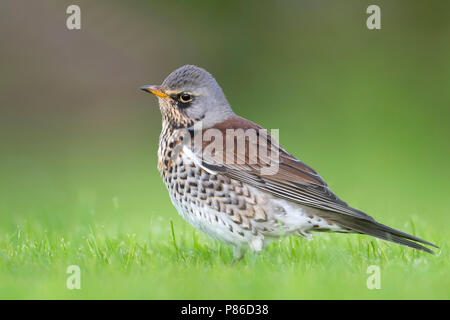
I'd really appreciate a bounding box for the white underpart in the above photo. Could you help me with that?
[268,197,346,237]
[169,189,264,250]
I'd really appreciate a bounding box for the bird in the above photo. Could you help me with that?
[140,65,437,260]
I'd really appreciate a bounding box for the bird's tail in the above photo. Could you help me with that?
[321,214,438,254]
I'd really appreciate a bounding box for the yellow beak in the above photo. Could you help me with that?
[140,85,169,99]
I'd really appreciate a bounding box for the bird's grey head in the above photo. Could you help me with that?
[141,65,234,128]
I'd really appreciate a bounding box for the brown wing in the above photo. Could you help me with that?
[195,115,375,221]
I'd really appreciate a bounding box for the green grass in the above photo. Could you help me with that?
[1,0,449,299]
[0,213,447,299]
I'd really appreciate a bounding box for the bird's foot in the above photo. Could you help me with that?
[231,247,246,265]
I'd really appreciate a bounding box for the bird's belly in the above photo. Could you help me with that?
[158,148,266,249]
[167,191,250,246]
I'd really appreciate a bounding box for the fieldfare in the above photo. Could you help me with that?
[141,65,437,260]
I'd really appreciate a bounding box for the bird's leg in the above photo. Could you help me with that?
[231,246,246,265]
[248,249,262,266]
[247,237,263,265]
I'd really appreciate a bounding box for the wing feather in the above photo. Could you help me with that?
[196,116,373,220]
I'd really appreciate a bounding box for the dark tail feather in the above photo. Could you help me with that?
[323,214,438,254]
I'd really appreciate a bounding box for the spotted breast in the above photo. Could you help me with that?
[158,125,266,251]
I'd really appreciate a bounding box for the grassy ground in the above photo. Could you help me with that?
[0,219,447,299]
[0,190,447,299]
[1,0,449,299]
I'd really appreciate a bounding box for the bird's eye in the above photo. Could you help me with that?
[179,93,192,103]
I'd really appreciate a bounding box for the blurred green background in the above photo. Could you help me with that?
[0,0,449,299]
